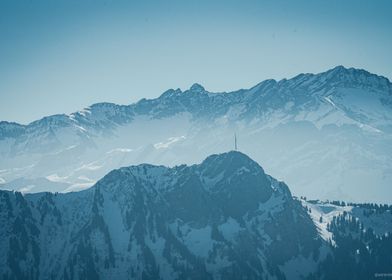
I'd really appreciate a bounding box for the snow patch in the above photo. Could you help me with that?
[218,218,241,241]
[181,224,213,258]
[302,200,353,243]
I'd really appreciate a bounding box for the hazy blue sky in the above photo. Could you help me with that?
[1,0,391,124]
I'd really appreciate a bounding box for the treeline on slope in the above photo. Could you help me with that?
[308,211,392,280]
[300,196,392,215]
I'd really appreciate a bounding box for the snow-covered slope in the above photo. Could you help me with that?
[1,66,391,202]
[0,151,322,280]
[303,199,392,241]
[301,198,392,280]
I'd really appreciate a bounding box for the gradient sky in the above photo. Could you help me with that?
[1,0,391,124]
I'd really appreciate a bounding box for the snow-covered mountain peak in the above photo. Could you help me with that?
[326,65,349,75]
[159,88,183,99]
[0,121,25,140]
[189,83,205,92]
[88,102,120,111]
[249,78,278,93]
[95,151,273,199]
[84,151,290,223]
[200,151,265,176]
[319,65,391,91]
[95,163,174,196]
[28,114,72,128]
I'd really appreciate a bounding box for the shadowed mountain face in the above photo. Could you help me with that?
[1,66,392,202]
[1,152,391,279]
[0,152,322,280]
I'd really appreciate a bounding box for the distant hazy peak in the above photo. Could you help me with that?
[1,65,391,131]
[320,65,391,86]
[189,83,205,92]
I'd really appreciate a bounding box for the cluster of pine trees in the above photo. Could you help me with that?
[309,211,392,280]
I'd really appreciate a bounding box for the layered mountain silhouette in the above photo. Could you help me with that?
[1,152,391,279]
[1,66,391,202]
[0,152,318,279]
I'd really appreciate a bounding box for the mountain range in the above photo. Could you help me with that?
[1,151,391,279]
[1,65,391,202]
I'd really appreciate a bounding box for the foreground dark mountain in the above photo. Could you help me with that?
[0,152,320,279]
[1,152,391,279]
[1,66,392,202]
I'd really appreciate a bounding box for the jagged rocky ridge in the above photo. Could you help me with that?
[1,65,391,144]
[0,152,322,279]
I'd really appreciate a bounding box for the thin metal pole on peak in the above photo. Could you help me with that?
[234,133,238,151]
